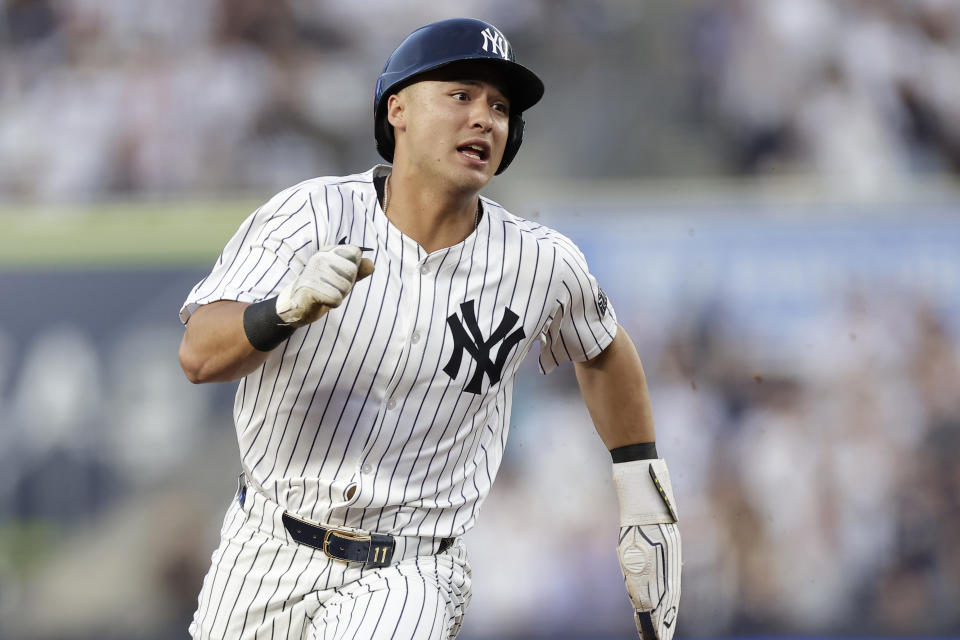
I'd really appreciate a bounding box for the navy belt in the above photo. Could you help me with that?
[281,511,453,568]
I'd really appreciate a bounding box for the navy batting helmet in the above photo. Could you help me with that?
[374,18,544,175]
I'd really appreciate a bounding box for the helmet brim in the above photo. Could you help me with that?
[376,56,544,120]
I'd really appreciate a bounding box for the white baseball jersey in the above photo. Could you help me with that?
[181,164,617,539]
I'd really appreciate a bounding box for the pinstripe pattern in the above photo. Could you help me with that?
[182,165,614,637]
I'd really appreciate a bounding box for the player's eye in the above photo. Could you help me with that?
[451,91,469,101]
[492,102,509,115]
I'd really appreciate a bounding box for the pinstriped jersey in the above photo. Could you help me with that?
[181,165,617,538]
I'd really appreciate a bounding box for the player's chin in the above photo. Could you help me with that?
[451,152,497,187]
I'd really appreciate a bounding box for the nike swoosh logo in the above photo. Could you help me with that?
[664,606,678,628]
[338,236,373,252]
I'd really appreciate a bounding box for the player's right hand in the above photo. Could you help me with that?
[275,245,375,327]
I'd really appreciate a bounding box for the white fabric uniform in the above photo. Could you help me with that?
[181,165,617,638]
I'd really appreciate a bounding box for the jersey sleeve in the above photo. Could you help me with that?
[537,235,618,375]
[179,185,327,324]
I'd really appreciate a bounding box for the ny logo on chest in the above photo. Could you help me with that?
[444,300,525,394]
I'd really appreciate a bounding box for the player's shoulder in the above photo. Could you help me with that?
[264,167,377,211]
[481,196,587,259]
[273,166,381,205]
[300,166,381,192]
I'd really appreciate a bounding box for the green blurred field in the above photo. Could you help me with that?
[0,200,259,267]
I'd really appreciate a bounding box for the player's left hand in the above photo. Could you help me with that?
[618,522,681,640]
[613,459,682,640]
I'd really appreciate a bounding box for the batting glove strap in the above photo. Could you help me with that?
[613,459,679,526]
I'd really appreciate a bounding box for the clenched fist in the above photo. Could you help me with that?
[276,245,375,327]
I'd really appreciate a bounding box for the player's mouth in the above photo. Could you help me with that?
[456,140,491,166]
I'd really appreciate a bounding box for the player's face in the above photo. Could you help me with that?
[391,63,511,191]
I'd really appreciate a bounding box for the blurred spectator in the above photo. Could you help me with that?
[4,0,59,46]
[7,0,960,200]
[689,0,960,190]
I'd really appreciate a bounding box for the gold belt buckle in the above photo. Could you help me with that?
[322,527,371,562]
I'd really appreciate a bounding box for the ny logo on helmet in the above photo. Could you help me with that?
[480,27,510,60]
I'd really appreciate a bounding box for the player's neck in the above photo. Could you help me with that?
[384,170,480,254]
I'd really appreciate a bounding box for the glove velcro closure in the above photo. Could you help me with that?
[613,459,679,526]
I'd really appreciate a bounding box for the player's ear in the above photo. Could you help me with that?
[386,92,407,132]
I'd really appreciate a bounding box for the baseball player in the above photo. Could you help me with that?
[178,17,680,640]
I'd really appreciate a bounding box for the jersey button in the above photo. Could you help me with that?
[411,332,421,344]
[361,463,373,475]
[419,264,430,275]
[386,398,397,410]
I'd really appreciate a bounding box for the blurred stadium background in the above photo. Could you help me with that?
[1,1,959,638]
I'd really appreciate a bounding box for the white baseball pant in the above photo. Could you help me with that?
[190,481,472,639]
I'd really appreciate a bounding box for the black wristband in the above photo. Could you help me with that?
[243,297,295,352]
[610,442,658,463]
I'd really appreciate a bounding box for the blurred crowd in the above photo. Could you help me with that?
[688,0,960,190]
[645,292,960,636]
[2,0,960,638]
[4,0,960,201]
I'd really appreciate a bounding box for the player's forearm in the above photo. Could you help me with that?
[179,300,273,383]
[574,325,656,449]
[581,327,680,639]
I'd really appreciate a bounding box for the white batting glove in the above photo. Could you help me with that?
[275,245,375,327]
[613,459,682,640]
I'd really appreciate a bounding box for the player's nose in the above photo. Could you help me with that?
[468,98,494,132]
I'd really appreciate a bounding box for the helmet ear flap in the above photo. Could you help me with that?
[495,114,524,175]
[375,107,396,163]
